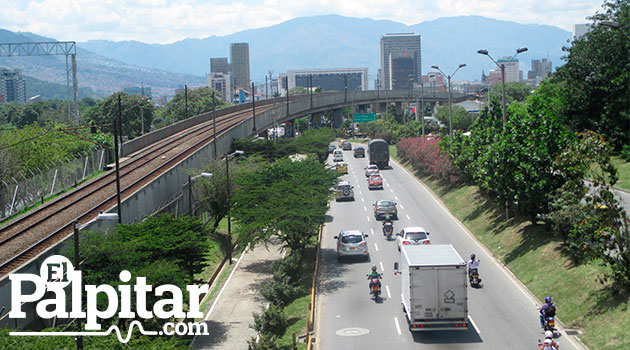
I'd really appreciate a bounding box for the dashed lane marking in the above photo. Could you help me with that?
[366,216,371,222]
[379,261,384,271]
[394,317,402,335]
[406,214,411,220]
[386,285,392,299]
[374,243,379,251]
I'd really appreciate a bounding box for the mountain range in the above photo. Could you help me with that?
[1,15,572,99]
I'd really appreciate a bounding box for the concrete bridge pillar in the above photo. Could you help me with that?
[312,112,322,127]
[333,109,343,128]
[395,102,403,115]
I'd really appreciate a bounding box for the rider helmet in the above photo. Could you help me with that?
[545,296,552,303]
[543,339,552,345]
[545,330,553,339]
[470,254,476,260]
[371,266,377,272]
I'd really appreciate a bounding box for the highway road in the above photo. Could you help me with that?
[314,142,585,350]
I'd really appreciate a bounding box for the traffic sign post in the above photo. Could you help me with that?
[352,113,377,122]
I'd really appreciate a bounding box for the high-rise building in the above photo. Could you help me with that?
[496,58,521,82]
[210,58,230,74]
[0,66,26,104]
[279,68,368,92]
[380,33,421,90]
[230,43,250,90]
[574,24,592,40]
[207,72,232,102]
[528,58,552,82]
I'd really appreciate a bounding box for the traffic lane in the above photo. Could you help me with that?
[319,181,406,349]
[321,155,487,350]
[379,159,558,347]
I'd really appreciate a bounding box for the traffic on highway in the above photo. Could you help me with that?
[316,140,574,350]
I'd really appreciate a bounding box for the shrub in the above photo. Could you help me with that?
[620,144,630,162]
[251,304,289,338]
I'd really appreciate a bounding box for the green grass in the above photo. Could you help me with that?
[612,156,630,191]
[277,245,317,350]
[1,170,105,225]
[392,147,630,350]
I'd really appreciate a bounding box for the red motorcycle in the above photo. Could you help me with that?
[367,275,382,301]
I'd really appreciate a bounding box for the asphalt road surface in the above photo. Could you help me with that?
[314,143,586,350]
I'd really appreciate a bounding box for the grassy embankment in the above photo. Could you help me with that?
[390,146,630,350]
[611,156,630,191]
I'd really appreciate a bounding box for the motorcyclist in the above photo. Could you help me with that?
[539,296,557,328]
[367,266,382,292]
[467,254,480,281]
[382,218,394,236]
[544,330,559,349]
[539,338,559,350]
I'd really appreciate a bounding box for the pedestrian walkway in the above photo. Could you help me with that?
[191,243,283,350]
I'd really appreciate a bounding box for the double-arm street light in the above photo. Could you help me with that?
[477,47,528,130]
[226,150,244,264]
[431,64,466,144]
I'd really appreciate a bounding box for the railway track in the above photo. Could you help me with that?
[0,106,270,277]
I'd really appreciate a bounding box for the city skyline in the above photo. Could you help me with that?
[0,0,603,44]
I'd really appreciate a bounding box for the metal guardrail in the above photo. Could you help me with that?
[306,224,323,349]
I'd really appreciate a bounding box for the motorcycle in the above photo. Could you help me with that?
[469,268,482,287]
[543,316,556,333]
[367,275,382,301]
[382,215,393,240]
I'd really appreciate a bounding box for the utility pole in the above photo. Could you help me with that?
[251,82,257,132]
[212,94,217,160]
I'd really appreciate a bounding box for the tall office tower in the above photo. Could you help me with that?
[380,33,421,90]
[207,72,232,102]
[528,58,552,82]
[230,43,250,90]
[0,66,26,103]
[280,68,369,92]
[497,58,521,82]
[210,57,231,74]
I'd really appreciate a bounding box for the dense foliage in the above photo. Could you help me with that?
[156,87,228,127]
[82,92,154,139]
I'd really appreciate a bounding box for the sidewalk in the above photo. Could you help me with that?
[191,243,283,350]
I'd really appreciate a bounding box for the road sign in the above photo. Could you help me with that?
[353,113,376,122]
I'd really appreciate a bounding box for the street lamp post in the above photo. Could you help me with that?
[226,150,244,264]
[188,173,214,216]
[477,47,528,131]
[431,64,466,145]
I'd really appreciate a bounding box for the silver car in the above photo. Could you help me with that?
[334,230,369,262]
[397,226,431,251]
[373,199,398,220]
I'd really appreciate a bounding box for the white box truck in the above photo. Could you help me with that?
[396,244,468,331]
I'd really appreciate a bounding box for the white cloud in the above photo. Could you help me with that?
[0,0,603,43]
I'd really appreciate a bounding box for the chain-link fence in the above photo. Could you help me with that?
[0,148,107,221]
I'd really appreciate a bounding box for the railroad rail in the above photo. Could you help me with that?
[0,106,270,277]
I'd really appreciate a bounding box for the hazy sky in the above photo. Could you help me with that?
[1,0,604,43]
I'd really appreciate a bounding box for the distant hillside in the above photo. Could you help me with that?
[24,75,105,100]
[0,29,206,98]
[79,15,572,83]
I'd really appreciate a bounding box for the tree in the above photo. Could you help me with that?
[158,87,228,127]
[489,81,532,104]
[83,92,155,139]
[553,0,630,150]
[232,157,338,254]
[435,105,476,132]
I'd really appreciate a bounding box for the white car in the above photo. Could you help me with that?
[365,164,379,177]
[332,149,344,162]
[397,226,431,251]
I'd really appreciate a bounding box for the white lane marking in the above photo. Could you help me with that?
[363,206,367,211]
[361,197,365,202]
[359,190,363,195]
[379,261,384,271]
[394,317,402,335]
[370,228,374,235]
[395,196,399,200]
[390,189,394,193]
[366,216,371,222]
[374,243,379,251]
[406,214,411,220]
[386,285,392,299]
[205,245,249,320]
[469,316,481,334]
[400,204,404,209]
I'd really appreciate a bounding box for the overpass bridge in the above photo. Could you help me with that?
[122,89,476,156]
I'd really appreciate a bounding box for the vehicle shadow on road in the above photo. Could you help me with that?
[317,248,353,294]
[411,325,482,344]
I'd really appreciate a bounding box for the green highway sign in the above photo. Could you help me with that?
[353,113,377,122]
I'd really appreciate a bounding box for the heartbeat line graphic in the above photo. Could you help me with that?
[10,321,158,343]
